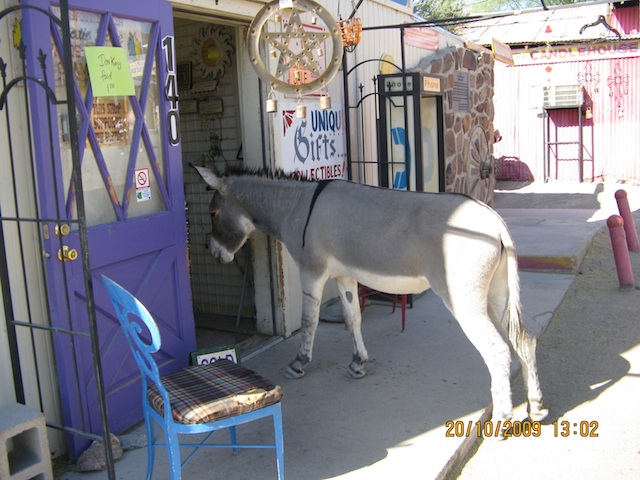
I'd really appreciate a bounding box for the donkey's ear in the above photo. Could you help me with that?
[191,164,226,192]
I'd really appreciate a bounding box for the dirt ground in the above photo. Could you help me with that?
[539,222,640,411]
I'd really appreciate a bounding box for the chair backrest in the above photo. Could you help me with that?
[101,275,164,390]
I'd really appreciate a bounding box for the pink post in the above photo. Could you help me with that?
[607,215,635,289]
[615,189,640,252]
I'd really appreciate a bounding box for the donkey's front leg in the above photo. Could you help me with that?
[337,277,368,379]
[285,273,325,379]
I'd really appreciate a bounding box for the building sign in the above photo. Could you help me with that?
[492,37,514,66]
[280,102,347,180]
[91,99,128,146]
[381,75,415,93]
[422,75,442,94]
[452,72,469,112]
[514,41,640,65]
[403,26,439,51]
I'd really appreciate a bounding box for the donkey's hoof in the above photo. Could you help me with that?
[346,365,366,379]
[529,407,549,422]
[485,431,508,442]
[484,421,510,441]
[285,366,305,379]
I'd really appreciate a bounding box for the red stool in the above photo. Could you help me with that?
[358,286,408,331]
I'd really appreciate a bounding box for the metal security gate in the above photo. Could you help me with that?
[342,28,445,193]
[2,0,194,476]
[0,1,115,476]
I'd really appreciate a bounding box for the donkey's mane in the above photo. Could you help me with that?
[220,165,316,182]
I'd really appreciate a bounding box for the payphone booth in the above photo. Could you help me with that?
[377,72,445,192]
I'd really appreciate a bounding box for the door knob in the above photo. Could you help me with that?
[57,246,78,262]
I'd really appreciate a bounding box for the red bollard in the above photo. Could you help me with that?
[607,215,635,289]
[615,189,640,252]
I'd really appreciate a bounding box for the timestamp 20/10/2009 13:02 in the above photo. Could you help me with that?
[445,420,600,438]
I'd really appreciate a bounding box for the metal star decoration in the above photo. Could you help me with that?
[247,0,343,96]
[262,8,330,79]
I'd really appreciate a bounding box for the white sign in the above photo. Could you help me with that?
[280,102,347,180]
[135,168,150,188]
[192,347,238,365]
[135,167,151,202]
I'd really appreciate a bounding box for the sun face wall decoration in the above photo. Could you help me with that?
[192,25,234,83]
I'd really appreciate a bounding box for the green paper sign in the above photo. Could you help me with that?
[85,46,135,97]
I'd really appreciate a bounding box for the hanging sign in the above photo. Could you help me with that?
[492,37,514,66]
[280,102,347,180]
[85,46,135,97]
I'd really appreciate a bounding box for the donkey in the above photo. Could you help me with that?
[193,165,548,427]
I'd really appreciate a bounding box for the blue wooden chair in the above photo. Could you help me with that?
[101,276,284,480]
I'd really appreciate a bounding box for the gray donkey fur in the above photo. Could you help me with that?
[193,165,548,428]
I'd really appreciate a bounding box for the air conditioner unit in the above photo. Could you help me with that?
[543,85,583,109]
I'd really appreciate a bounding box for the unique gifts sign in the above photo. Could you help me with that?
[279,102,347,180]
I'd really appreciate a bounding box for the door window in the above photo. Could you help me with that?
[52,7,165,227]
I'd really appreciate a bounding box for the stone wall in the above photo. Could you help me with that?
[415,47,496,205]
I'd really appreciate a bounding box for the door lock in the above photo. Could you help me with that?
[55,224,71,236]
[57,246,78,262]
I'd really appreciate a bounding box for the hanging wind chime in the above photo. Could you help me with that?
[247,0,350,117]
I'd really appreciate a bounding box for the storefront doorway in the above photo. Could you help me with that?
[172,17,262,352]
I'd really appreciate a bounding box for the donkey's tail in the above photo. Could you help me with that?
[500,223,527,352]
[499,214,548,421]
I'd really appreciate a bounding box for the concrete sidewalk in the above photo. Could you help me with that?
[56,181,640,479]
[58,272,575,480]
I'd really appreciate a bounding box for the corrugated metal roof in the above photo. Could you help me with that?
[458,2,625,46]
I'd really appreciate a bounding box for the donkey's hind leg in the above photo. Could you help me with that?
[285,272,325,379]
[512,329,548,421]
[336,277,369,378]
[446,295,514,426]
[487,271,548,422]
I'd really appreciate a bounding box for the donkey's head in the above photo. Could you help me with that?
[192,165,255,264]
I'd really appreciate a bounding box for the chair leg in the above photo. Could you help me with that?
[229,426,239,455]
[165,427,182,480]
[273,405,285,480]
[358,285,366,312]
[144,415,155,480]
[390,294,407,331]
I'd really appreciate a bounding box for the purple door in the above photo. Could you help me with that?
[22,0,194,455]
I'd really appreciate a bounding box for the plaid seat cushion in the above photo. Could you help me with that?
[147,359,283,425]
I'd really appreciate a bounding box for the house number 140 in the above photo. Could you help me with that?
[162,35,180,146]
